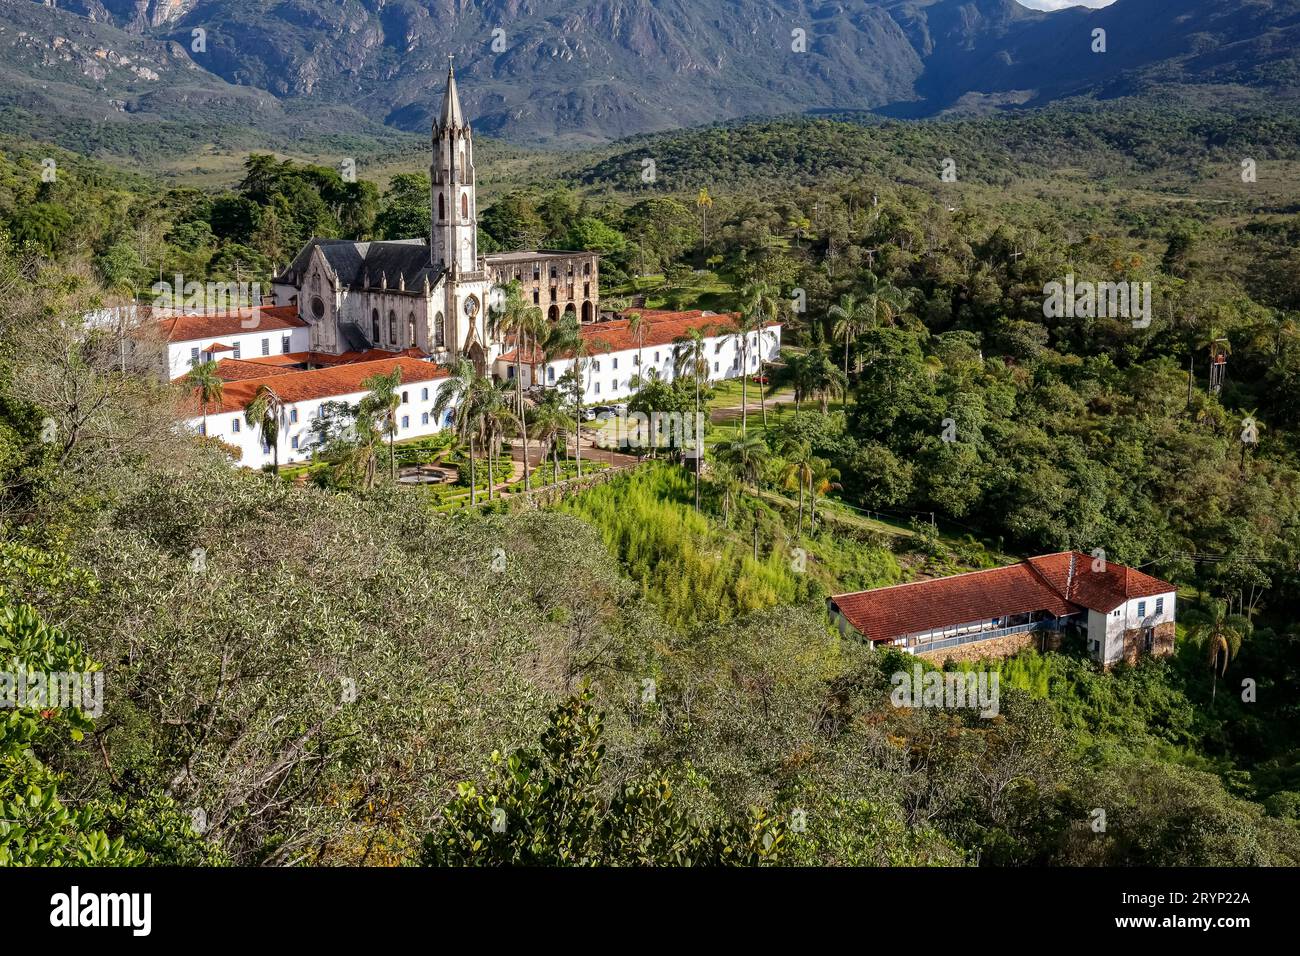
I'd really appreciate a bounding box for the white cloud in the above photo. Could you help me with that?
[1016,0,1117,10]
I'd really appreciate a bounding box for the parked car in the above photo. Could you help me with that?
[751,374,770,385]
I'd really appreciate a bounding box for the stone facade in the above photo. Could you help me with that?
[1116,621,1176,667]
[915,629,1062,665]
[486,251,600,324]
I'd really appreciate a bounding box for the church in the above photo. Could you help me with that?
[268,64,601,375]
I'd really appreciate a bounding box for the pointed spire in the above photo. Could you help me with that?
[439,57,464,129]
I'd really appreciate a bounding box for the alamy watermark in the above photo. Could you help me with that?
[891,665,999,718]
[1043,273,1152,328]
[1,669,103,718]
[151,273,264,320]
[598,410,705,455]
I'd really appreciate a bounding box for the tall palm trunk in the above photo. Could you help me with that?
[517,348,531,492]
[389,414,396,482]
[796,476,805,537]
[694,376,702,512]
[469,433,477,507]
[740,341,749,434]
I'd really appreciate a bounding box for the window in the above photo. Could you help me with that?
[401,391,409,404]
[389,311,397,345]
[550,288,557,302]
[584,282,589,297]
[281,336,290,354]
[261,441,270,455]
[190,347,199,365]
[612,357,618,369]
[372,309,380,342]
[198,423,206,437]
[1155,597,1164,614]
[1137,600,1146,617]
[261,338,270,356]
[533,289,539,304]
[1113,609,1121,617]
[408,313,416,346]
[438,192,445,220]
[550,266,557,279]
[421,387,429,401]
[434,312,445,348]
[654,352,660,363]
[547,366,555,383]
[232,343,241,360]
[611,380,617,392]
[291,436,299,450]
[401,415,410,429]
[461,193,468,218]
[633,355,640,366]
[289,409,298,424]
[713,361,719,373]
[232,419,241,434]
[584,262,591,276]
[594,382,600,395]
[421,412,429,425]
[506,366,515,379]
[593,360,600,373]
[1143,628,1154,651]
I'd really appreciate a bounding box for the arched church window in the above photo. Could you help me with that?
[388,310,397,345]
[408,312,416,347]
[311,272,321,293]
[371,309,380,342]
[461,193,468,218]
[438,192,445,220]
[434,312,445,348]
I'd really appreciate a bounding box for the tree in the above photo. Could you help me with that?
[421,691,784,866]
[545,314,592,478]
[780,439,814,536]
[431,360,486,505]
[490,280,546,491]
[187,360,224,437]
[807,455,841,532]
[829,292,868,401]
[714,432,771,558]
[674,326,712,509]
[360,367,402,483]
[1188,602,1247,704]
[740,279,781,427]
[244,384,285,476]
[529,389,575,486]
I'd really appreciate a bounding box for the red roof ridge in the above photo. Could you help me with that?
[829,563,1025,602]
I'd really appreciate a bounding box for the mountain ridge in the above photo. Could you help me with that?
[5,0,1300,146]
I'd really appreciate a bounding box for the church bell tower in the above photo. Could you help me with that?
[430,62,478,276]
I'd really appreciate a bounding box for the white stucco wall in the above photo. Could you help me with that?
[1089,592,1177,664]
[167,325,312,380]
[188,379,450,470]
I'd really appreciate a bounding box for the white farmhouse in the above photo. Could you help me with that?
[828,551,1176,667]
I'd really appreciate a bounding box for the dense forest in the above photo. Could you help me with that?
[2,99,1300,865]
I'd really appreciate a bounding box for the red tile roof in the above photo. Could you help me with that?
[203,342,236,353]
[204,357,447,415]
[830,551,1175,643]
[497,309,771,363]
[157,305,306,343]
[209,360,298,383]
[1026,552,1174,614]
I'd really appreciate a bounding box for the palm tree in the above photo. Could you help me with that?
[187,359,224,436]
[490,280,546,491]
[740,280,780,427]
[627,310,648,380]
[529,389,575,486]
[244,384,285,476]
[431,359,485,506]
[360,367,402,482]
[828,292,868,401]
[1188,602,1247,704]
[477,376,518,500]
[674,326,712,510]
[784,351,811,412]
[807,455,841,532]
[780,438,814,536]
[1238,407,1264,469]
[714,431,770,558]
[545,313,591,478]
[804,346,847,413]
